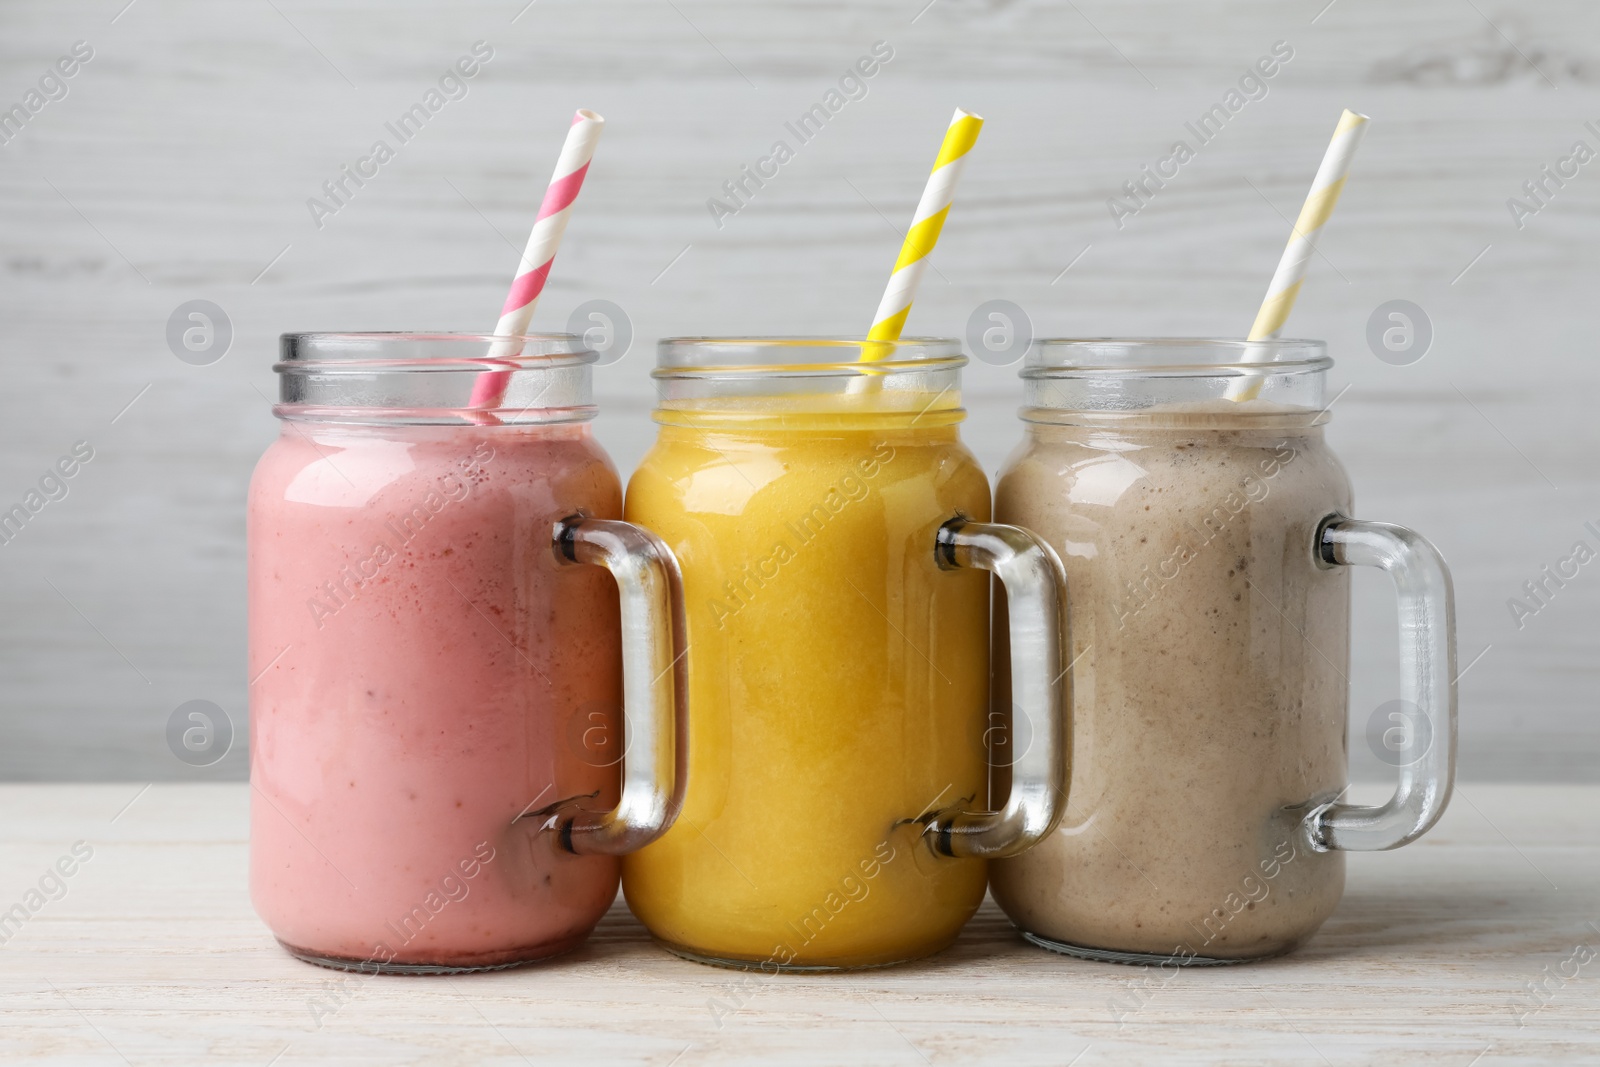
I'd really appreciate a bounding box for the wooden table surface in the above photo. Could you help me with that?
[0,783,1595,1065]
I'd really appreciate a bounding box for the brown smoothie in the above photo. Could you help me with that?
[989,401,1353,961]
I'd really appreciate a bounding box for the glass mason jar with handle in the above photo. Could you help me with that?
[989,338,1457,964]
[621,337,1070,971]
[248,333,686,973]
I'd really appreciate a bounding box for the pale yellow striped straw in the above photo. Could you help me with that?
[1227,108,1369,402]
[861,108,984,355]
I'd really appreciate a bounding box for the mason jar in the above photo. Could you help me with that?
[620,337,1069,970]
[249,332,685,973]
[989,338,1457,964]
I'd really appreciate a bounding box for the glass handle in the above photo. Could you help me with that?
[927,518,1070,859]
[550,516,689,855]
[1306,516,1457,852]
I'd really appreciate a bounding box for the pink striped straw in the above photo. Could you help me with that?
[467,109,605,414]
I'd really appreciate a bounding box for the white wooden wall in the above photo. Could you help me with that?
[1,0,1595,779]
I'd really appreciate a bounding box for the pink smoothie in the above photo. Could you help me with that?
[248,421,623,970]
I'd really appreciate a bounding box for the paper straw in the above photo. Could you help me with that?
[467,109,605,415]
[1227,108,1368,402]
[861,107,984,353]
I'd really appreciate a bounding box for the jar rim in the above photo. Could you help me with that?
[278,332,598,371]
[1023,337,1330,377]
[655,335,965,378]
[273,332,596,426]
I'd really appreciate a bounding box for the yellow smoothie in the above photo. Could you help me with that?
[622,393,991,969]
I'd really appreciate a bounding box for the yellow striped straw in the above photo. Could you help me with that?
[861,108,984,355]
[1228,108,1368,401]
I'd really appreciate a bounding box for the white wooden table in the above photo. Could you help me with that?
[1,783,1595,1065]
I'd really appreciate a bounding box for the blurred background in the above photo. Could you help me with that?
[0,0,1594,781]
